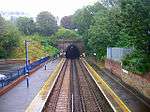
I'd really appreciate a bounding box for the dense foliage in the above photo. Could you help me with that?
[51,27,80,40]
[16,17,36,35]
[16,11,58,36]
[36,11,58,36]
[122,50,150,74]
[0,12,59,60]
[71,0,150,74]
[11,34,59,61]
[0,16,20,58]
[0,1,149,74]
[72,2,107,53]
[101,0,118,7]
[60,16,75,29]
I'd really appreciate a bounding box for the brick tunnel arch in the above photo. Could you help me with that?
[66,44,80,59]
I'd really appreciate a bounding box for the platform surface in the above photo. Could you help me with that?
[0,59,60,112]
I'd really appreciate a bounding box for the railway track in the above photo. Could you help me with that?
[76,60,114,112]
[89,63,150,112]
[42,60,71,112]
[26,58,150,112]
[70,60,83,112]
[43,59,114,112]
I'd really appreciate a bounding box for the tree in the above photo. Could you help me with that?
[0,15,6,36]
[72,2,107,54]
[16,17,35,35]
[60,16,75,29]
[87,9,111,58]
[117,0,150,74]
[72,2,106,35]
[51,27,80,40]
[36,11,58,36]
[0,20,20,58]
[118,0,150,51]
[87,0,150,73]
[101,0,118,7]
[72,8,93,36]
[0,15,7,58]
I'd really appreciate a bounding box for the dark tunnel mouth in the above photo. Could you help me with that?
[65,44,80,59]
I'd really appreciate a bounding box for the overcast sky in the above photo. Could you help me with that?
[0,0,98,19]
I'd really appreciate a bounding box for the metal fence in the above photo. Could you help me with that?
[107,47,132,62]
[0,56,49,88]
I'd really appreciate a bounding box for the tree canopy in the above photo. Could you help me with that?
[0,15,6,36]
[0,0,149,74]
[71,2,107,54]
[16,17,36,35]
[60,16,75,29]
[71,0,150,74]
[0,12,59,60]
[36,11,58,36]
[50,27,80,40]
[0,19,20,58]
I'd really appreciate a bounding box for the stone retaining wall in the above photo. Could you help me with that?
[105,59,122,78]
[105,59,150,99]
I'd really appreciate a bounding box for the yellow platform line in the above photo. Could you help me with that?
[82,59,131,112]
[25,58,65,112]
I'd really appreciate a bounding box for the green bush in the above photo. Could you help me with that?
[0,21,20,58]
[122,50,150,74]
[11,35,59,61]
[51,27,81,40]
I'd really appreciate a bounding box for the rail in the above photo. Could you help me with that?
[0,56,49,88]
[82,58,131,112]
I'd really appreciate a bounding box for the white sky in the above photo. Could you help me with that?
[0,0,98,19]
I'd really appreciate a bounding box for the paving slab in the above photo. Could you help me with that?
[0,59,60,112]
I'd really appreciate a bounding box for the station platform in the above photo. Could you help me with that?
[0,59,60,112]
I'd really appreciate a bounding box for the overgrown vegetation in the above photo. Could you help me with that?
[122,50,150,74]
[36,11,58,36]
[0,11,59,60]
[11,34,59,61]
[0,0,149,74]
[0,10,80,61]
[0,16,20,58]
[50,27,81,40]
[69,0,150,74]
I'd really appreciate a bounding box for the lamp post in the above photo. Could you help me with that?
[25,40,29,71]
[25,40,30,87]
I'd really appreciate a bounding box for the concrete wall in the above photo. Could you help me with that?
[105,59,150,99]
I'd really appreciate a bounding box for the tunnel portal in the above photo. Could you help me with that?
[66,44,80,59]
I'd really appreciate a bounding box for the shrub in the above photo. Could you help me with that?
[122,50,150,74]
